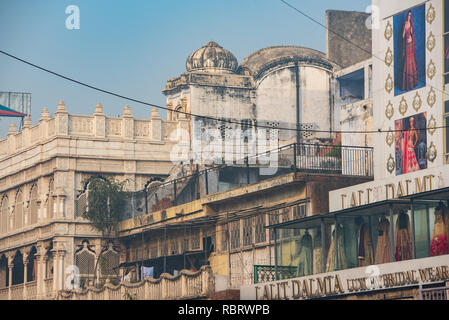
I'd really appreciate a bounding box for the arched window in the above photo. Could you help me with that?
[29,185,38,225]
[75,240,96,287]
[48,179,54,219]
[14,191,23,230]
[0,196,8,234]
[175,105,182,120]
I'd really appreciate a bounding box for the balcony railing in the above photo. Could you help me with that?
[74,143,373,220]
[419,284,449,300]
[57,265,213,300]
[254,265,298,284]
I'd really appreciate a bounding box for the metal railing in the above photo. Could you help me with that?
[254,265,298,284]
[74,143,373,221]
[419,284,449,300]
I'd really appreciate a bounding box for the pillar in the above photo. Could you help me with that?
[150,108,162,141]
[7,254,14,300]
[93,103,106,138]
[22,253,28,299]
[55,100,69,136]
[122,105,134,139]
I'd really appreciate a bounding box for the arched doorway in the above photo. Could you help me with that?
[0,255,7,287]
[26,247,37,282]
[12,251,24,285]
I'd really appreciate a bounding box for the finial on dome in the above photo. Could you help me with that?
[186,41,238,73]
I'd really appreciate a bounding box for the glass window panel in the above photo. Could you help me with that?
[341,219,358,269]
[393,210,413,262]
[373,214,393,265]
[445,34,449,73]
[445,116,449,153]
[414,205,429,259]
[445,0,449,33]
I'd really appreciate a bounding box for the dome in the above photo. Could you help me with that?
[239,46,336,79]
[186,41,238,73]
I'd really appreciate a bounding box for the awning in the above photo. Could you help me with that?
[265,199,429,230]
[0,104,27,117]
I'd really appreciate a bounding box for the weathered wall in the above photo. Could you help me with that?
[326,10,372,68]
[255,66,297,142]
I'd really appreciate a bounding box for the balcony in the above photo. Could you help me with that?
[79,142,372,221]
[58,266,213,300]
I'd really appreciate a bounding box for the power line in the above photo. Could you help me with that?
[1,14,448,136]
[279,0,448,99]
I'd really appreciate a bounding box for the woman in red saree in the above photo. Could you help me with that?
[402,117,420,174]
[402,11,419,91]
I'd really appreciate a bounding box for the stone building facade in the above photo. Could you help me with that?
[0,101,187,299]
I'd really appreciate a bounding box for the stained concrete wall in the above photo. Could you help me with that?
[326,10,372,68]
[255,65,333,142]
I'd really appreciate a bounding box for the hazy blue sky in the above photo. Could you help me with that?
[0,0,371,137]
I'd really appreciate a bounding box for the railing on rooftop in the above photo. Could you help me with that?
[75,143,373,220]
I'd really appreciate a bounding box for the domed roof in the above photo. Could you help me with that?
[239,46,336,79]
[186,41,238,73]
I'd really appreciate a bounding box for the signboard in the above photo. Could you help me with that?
[329,167,449,211]
[241,255,449,300]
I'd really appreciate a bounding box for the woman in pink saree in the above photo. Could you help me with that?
[402,11,419,91]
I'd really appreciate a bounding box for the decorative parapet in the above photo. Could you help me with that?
[0,104,183,159]
[57,265,214,300]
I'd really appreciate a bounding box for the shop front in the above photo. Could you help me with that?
[243,187,449,300]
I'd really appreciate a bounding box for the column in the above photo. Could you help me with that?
[93,103,106,138]
[55,251,66,291]
[7,254,14,300]
[55,100,69,136]
[22,253,29,299]
[122,105,134,139]
[41,255,48,298]
[150,108,162,141]
[52,250,59,293]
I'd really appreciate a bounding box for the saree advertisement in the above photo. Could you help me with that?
[394,5,426,96]
[395,112,427,176]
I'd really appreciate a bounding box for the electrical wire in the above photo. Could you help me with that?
[1,48,448,135]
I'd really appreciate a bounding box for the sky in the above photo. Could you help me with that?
[0,0,371,138]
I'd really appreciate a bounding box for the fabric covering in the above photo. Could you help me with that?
[141,266,154,279]
[0,104,27,117]
[375,216,392,264]
[358,223,374,267]
[394,211,413,261]
[326,225,347,272]
[296,232,313,277]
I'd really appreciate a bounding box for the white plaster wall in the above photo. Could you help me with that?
[256,66,297,142]
[300,66,332,140]
[255,65,332,142]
